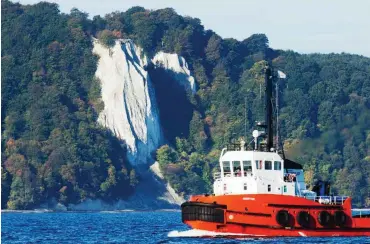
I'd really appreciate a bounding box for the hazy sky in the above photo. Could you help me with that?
[17,0,370,57]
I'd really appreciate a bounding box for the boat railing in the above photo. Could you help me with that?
[220,148,227,157]
[352,209,370,218]
[305,195,349,205]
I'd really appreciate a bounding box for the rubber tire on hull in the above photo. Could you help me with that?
[318,211,333,227]
[276,210,290,227]
[181,202,225,223]
[334,211,347,227]
[297,211,310,228]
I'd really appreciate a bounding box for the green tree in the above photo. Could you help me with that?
[97,30,116,47]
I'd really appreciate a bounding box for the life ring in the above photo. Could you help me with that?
[334,211,347,227]
[318,211,333,227]
[276,210,290,227]
[297,211,310,228]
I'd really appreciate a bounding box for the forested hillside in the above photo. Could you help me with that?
[1,1,138,209]
[2,0,370,209]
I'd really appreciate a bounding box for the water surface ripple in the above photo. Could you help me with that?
[1,211,369,243]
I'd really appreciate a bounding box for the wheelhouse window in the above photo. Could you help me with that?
[268,185,271,192]
[274,161,281,170]
[255,160,262,170]
[243,161,252,176]
[223,161,231,177]
[233,161,241,177]
[265,161,272,170]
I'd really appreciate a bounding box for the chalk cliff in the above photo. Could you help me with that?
[152,52,196,94]
[93,39,161,166]
[93,39,196,166]
[90,39,195,209]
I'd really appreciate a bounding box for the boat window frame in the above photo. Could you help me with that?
[232,161,241,177]
[265,160,272,170]
[222,161,231,177]
[255,160,262,170]
[274,161,282,170]
[242,160,252,176]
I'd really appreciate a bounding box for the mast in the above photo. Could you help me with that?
[265,65,273,151]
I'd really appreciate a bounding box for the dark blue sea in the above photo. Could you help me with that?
[1,211,369,243]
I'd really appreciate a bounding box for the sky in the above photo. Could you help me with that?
[17,0,370,57]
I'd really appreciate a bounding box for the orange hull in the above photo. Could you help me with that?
[181,194,370,237]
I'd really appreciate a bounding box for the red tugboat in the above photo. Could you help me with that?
[181,65,370,237]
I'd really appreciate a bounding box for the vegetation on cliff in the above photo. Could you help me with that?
[1,1,137,209]
[2,0,370,208]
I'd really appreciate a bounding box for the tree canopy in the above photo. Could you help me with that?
[2,0,370,208]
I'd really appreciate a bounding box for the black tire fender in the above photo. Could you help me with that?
[334,210,347,227]
[297,211,310,228]
[318,210,333,227]
[276,210,290,227]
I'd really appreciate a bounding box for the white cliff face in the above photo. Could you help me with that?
[93,39,197,167]
[93,39,161,165]
[152,52,196,94]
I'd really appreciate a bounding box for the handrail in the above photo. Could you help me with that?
[221,148,227,157]
[352,209,370,218]
[305,195,349,205]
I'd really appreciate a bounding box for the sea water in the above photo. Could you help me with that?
[1,211,369,243]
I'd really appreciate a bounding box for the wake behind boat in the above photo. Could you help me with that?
[181,65,370,237]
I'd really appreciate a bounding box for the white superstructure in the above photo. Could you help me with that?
[213,139,314,198]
